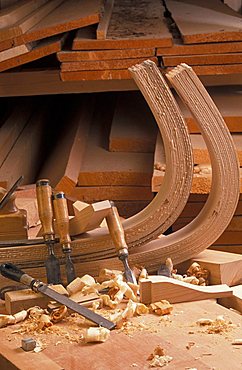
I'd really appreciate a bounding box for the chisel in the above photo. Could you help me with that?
[36,179,61,285]
[106,202,137,284]
[52,192,75,284]
[0,263,115,330]
[0,175,24,210]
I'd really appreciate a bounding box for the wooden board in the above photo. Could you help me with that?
[96,0,114,40]
[61,56,158,72]
[166,0,242,44]
[0,34,65,72]
[166,64,242,75]
[140,275,232,304]
[0,0,63,42]
[109,91,157,153]
[38,95,94,195]
[218,284,242,313]
[60,69,132,81]
[13,0,101,46]
[209,245,242,255]
[57,47,155,62]
[0,43,30,62]
[163,52,242,66]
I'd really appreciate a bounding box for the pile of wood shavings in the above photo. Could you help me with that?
[196,315,237,335]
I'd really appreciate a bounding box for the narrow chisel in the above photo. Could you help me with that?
[36,179,61,284]
[52,192,75,284]
[106,202,137,284]
[0,263,115,330]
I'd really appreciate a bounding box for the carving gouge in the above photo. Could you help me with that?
[0,263,115,330]
[52,192,75,284]
[36,179,61,285]
[106,202,137,285]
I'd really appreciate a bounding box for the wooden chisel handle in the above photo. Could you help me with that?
[106,202,128,255]
[36,179,54,242]
[52,192,71,251]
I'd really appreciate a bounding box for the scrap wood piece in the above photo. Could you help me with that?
[60,56,158,72]
[57,47,155,62]
[15,197,39,228]
[109,91,157,153]
[218,285,242,313]
[166,0,242,44]
[38,95,95,196]
[96,0,114,40]
[0,42,31,62]
[0,0,48,29]
[0,34,65,72]
[69,200,111,236]
[163,52,242,67]
[139,275,233,304]
[13,0,102,46]
[0,0,64,43]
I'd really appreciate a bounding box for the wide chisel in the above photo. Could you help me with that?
[52,192,75,284]
[106,202,137,285]
[36,179,61,284]
[0,263,115,330]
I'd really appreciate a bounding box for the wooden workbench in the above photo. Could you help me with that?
[0,299,241,369]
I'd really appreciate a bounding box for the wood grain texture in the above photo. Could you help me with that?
[13,0,101,46]
[96,0,114,40]
[140,275,232,304]
[218,285,242,313]
[60,69,132,81]
[163,52,242,66]
[166,63,242,75]
[166,0,242,44]
[57,47,155,62]
[109,91,157,152]
[0,43,30,62]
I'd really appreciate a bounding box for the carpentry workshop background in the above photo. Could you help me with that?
[0,0,242,369]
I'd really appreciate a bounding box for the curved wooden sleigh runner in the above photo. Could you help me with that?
[0,62,240,281]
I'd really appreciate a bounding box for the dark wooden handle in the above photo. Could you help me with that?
[36,179,54,239]
[52,192,71,248]
[106,205,127,252]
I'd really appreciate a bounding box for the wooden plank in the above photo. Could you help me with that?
[0,36,12,51]
[96,0,114,40]
[0,34,65,72]
[218,284,242,313]
[163,52,242,66]
[0,0,64,42]
[166,0,242,44]
[61,56,158,72]
[157,39,242,56]
[0,100,34,169]
[209,245,242,254]
[57,47,155,62]
[13,0,101,46]
[166,64,242,75]
[0,0,48,28]
[109,91,157,153]
[38,95,94,196]
[0,43,31,62]
[140,275,232,305]
[60,69,132,81]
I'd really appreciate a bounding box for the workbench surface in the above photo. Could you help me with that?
[0,299,241,370]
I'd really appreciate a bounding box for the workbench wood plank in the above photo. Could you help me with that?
[12,0,101,46]
[0,0,64,42]
[166,0,242,44]
[96,0,114,40]
[58,47,155,62]
[38,95,94,196]
[61,56,158,72]
[109,91,157,153]
[0,34,65,72]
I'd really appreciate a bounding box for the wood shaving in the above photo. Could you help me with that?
[80,327,110,343]
[196,315,235,334]
[0,310,27,328]
[50,305,68,323]
[232,339,242,345]
[149,301,173,316]
[147,346,172,368]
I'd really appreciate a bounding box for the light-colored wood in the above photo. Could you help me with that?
[218,284,242,313]
[57,48,155,62]
[140,275,232,304]
[39,95,94,195]
[14,0,101,46]
[5,288,51,315]
[109,91,157,153]
[69,200,111,236]
[175,63,242,75]
[0,43,30,62]
[15,197,39,228]
[96,0,114,40]
[61,56,158,72]
[0,34,64,72]
[0,0,64,42]
[166,0,242,44]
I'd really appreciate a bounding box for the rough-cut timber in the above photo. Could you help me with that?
[96,0,114,40]
[166,0,242,44]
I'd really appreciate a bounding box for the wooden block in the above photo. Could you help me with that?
[15,197,39,228]
[96,0,114,40]
[69,200,111,236]
[69,292,99,303]
[166,0,242,44]
[5,289,50,314]
[57,47,155,62]
[13,0,101,46]
[38,95,94,196]
[0,210,27,240]
[61,56,158,72]
[0,34,65,72]
[218,285,242,313]
[0,43,31,62]
[109,91,157,153]
[139,275,233,304]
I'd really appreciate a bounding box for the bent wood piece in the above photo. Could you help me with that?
[218,285,242,313]
[96,0,114,40]
[139,275,233,304]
